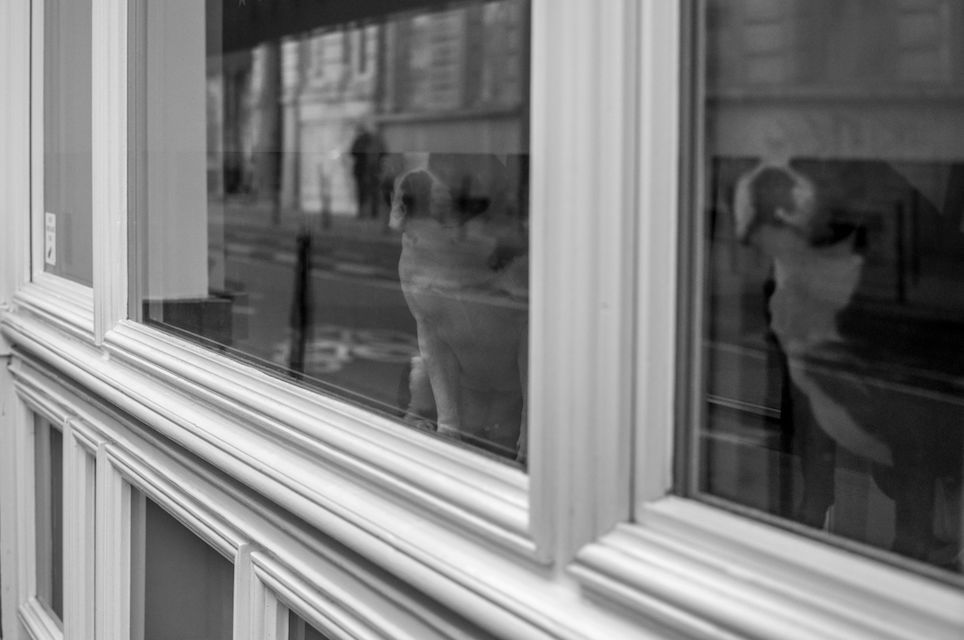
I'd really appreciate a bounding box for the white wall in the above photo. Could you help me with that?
[143,0,209,300]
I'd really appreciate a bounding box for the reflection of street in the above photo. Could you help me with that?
[222,220,418,414]
[271,325,418,374]
[704,270,964,562]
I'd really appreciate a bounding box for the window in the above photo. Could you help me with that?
[686,0,964,580]
[132,0,531,464]
[39,0,93,285]
[34,418,63,622]
[130,494,234,640]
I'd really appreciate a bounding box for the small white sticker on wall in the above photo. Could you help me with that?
[44,212,56,266]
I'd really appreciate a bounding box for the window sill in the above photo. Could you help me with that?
[570,497,964,640]
[102,320,534,551]
[9,341,652,640]
[14,277,94,344]
[2,308,537,556]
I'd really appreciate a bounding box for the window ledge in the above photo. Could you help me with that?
[570,497,964,640]
[14,277,94,344]
[101,320,534,551]
[9,338,656,640]
[2,308,536,553]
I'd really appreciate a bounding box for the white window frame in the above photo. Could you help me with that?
[62,417,99,640]
[94,0,640,578]
[97,445,246,640]
[0,0,34,349]
[27,419,65,638]
[72,1,645,635]
[7,361,104,640]
[6,0,124,343]
[569,3,964,639]
[7,360,73,640]
[20,0,96,340]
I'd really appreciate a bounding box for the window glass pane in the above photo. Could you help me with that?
[133,495,234,640]
[34,419,63,621]
[287,609,331,640]
[692,0,964,579]
[42,0,93,285]
[133,0,530,464]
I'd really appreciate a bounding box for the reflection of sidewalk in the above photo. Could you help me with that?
[215,199,402,282]
[217,198,394,236]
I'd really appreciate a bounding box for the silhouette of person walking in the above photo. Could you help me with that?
[349,122,386,220]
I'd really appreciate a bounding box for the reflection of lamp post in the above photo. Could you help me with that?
[288,224,312,378]
[318,165,332,230]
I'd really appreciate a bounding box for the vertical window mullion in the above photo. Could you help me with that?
[63,423,98,640]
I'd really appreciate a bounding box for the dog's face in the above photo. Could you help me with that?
[736,166,819,249]
[389,169,454,232]
[390,155,514,234]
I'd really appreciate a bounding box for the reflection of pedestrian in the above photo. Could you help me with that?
[735,160,837,528]
[350,123,386,220]
[737,158,964,563]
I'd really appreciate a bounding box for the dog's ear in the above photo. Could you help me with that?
[390,170,435,230]
[402,170,435,217]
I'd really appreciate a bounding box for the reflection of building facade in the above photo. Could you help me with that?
[707,0,964,312]
[211,2,528,219]
[709,0,961,86]
[708,0,964,160]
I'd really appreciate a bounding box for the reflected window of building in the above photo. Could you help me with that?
[34,418,64,622]
[132,0,531,465]
[42,0,93,285]
[131,494,234,640]
[688,0,964,580]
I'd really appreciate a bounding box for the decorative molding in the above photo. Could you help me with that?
[572,499,964,640]
[9,360,74,430]
[102,444,246,558]
[4,322,654,640]
[18,598,63,640]
[14,280,95,345]
[103,320,533,553]
[251,551,445,640]
[65,416,103,456]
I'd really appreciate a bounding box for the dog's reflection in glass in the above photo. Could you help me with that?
[390,154,529,463]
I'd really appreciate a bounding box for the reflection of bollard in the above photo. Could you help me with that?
[318,166,332,230]
[288,226,312,378]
